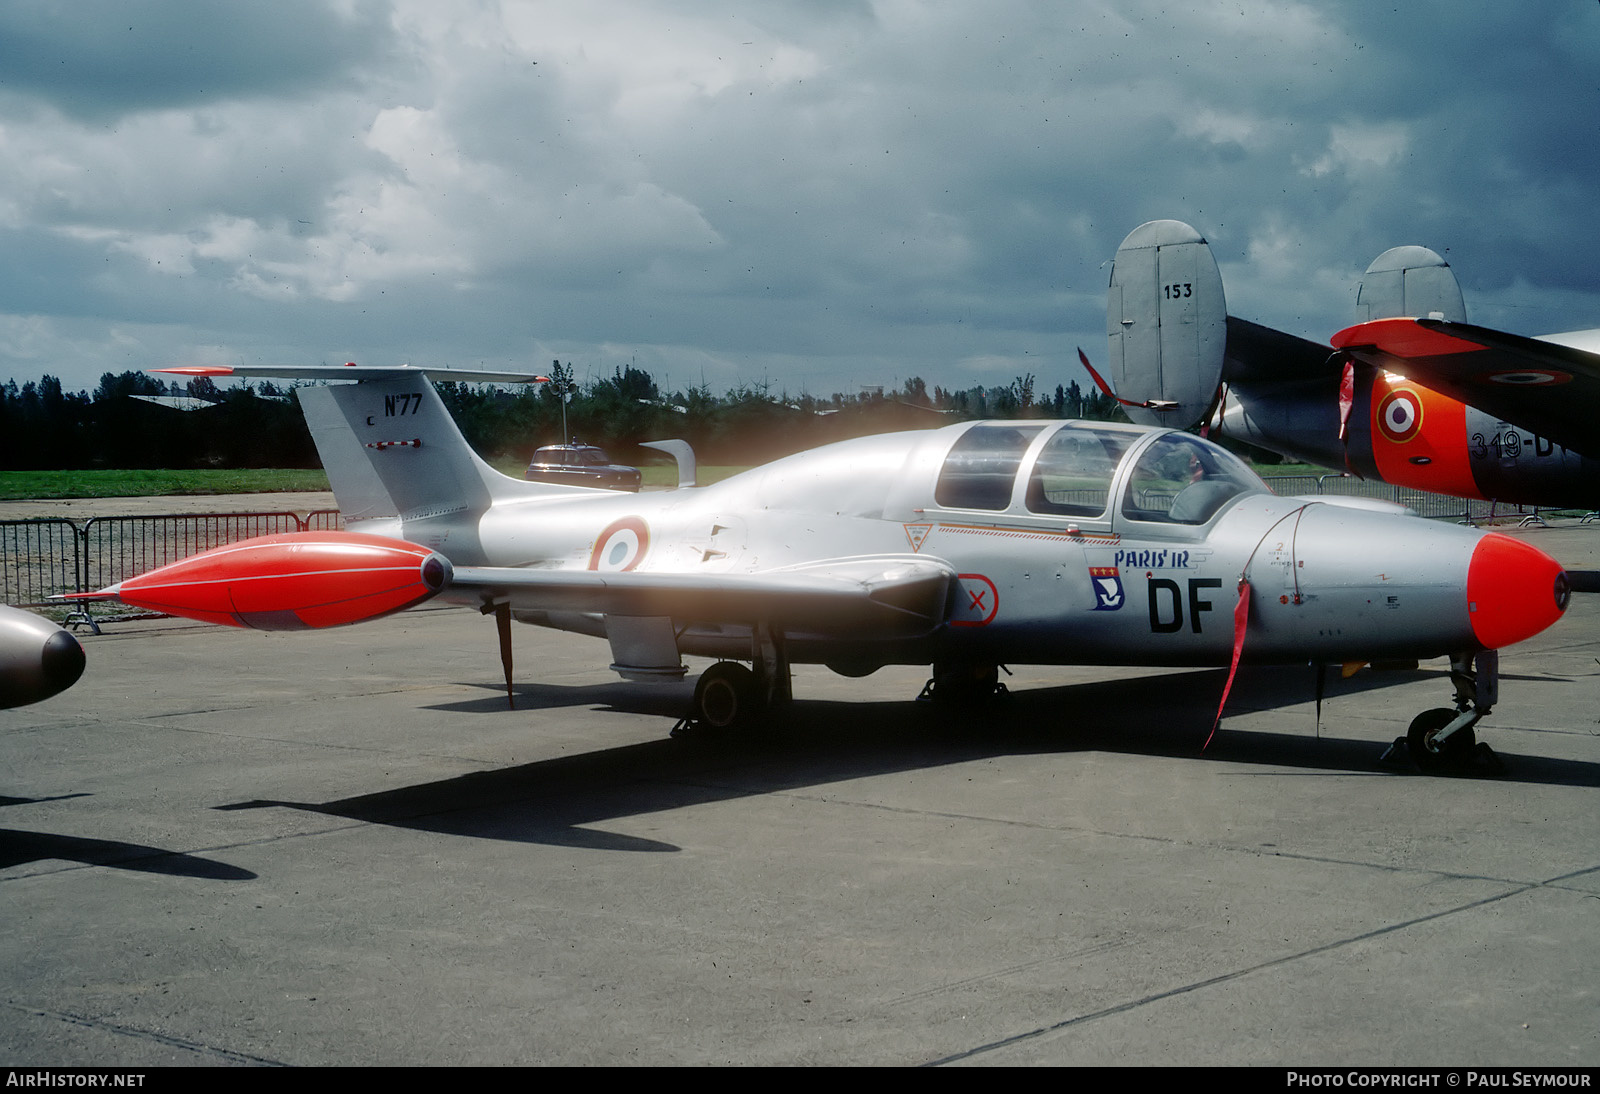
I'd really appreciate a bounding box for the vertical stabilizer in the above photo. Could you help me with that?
[1106,220,1227,428]
[293,375,589,563]
[299,378,510,523]
[1355,246,1466,323]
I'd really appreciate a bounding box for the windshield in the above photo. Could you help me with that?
[1120,434,1265,525]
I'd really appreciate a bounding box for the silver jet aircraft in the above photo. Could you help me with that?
[85,364,1571,771]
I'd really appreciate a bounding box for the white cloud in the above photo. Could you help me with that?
[1302,121,1410,179]
[0,0,1595,395]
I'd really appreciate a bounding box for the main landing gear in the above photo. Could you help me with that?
[917,660,1008,708]
[1395,650,1504,775]
[674,627,792,736]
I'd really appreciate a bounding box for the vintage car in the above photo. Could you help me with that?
[523,443,642,491]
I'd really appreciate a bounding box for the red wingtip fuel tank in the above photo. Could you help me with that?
[108,532,452,630]
[1467,533,1571,650]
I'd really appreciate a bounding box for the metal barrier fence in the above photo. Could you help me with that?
[1258,473,1548,524]
[1,509,343,609]
[1,518,83,607]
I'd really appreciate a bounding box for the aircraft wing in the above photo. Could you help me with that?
[1330,318,1600,456]
[1224,316,1334,382]
[447,556,957,637]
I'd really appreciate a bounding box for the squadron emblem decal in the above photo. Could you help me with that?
[1089,566,1124,611]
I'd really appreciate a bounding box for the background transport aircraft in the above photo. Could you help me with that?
[75,361,1572,772]
[0,605,85,709]
[1102,220,1600,509]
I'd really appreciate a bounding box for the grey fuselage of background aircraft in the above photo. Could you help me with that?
[81,358,1572,771]
[1102,220,1600,509]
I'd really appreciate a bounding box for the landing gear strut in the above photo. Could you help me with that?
[1401,650,1502,774]
[675,625,791,736]
[918,661,1008,708]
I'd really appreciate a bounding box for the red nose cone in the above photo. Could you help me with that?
[1467,533,1569,649]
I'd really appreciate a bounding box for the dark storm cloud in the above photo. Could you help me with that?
[0,0,394,120]
[1,1,1596,396]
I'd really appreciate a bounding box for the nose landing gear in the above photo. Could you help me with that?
[1399,650,1505,775]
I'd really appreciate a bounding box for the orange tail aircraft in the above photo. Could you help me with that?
[1099,220,1600,509]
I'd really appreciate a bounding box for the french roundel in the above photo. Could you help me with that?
[588,517,650,572]
[1480,368,1572,386]
[1376,388,1423,444]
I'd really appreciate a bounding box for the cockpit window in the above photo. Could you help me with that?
[1025,426,1136,517]
[935,424,1045,511]
[1120,434,1264,525]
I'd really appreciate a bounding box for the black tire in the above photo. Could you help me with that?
[927,662,1001,708]
[693,662,758,730]
[1407,708,1476,771]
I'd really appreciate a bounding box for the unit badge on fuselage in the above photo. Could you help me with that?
[1089,566,1124,611]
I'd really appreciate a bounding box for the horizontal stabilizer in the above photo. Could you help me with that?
[155,363,549,384]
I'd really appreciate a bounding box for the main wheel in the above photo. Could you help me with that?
[1406,708,1476,771]
[926,661,1001,708]
[693,662,758,730]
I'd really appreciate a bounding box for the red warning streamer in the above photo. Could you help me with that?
[1205,578,1251,750]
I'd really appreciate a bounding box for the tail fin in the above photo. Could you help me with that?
[1354,245,1466,323]
[297,376,556,522]
[1105,220,1227,429]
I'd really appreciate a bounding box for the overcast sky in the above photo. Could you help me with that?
[3,0,1597,400]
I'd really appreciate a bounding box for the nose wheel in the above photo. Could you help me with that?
[1406,708,1478,771]
[1395,651,1503,775]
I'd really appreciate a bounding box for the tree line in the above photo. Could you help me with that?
[0,365,1127,471]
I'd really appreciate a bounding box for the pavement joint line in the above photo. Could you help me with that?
[3,999,290,1066]
[0,821,371,882]
[664,776,1592,889]
[918,882,1538,1067]
[102,715,514,762]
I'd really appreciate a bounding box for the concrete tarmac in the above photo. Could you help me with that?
[2,521,1597,1066]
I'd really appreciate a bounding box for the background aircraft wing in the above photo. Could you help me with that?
[1331,318,1600,455]
[447,556,956,638]
[1224,317,1334,381]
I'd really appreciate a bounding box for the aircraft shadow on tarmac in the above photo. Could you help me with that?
[0,794,257,880]
[0,822,257,880]
[213,665,1600,854]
